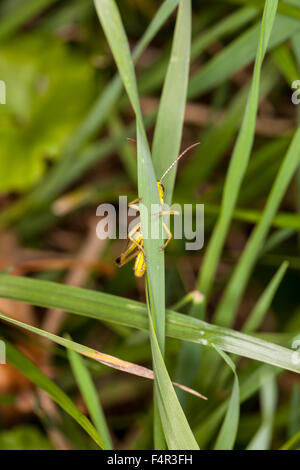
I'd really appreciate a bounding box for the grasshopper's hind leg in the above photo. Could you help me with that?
[128,224,146,257]
[160,222,172,251]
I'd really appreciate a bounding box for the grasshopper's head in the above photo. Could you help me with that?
[157,181,165,206]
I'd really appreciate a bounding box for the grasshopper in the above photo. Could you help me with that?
[115,142,200,277]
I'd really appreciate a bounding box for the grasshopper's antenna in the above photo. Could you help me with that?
[159,142,200,183]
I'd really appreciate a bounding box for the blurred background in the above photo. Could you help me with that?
[0,0,300,450]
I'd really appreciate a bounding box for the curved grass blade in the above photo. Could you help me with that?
[0,275,300,374]
[0,312,206,400]
[2,338,104,449]
[67,340,113,450]
[246,376,277,450]
[199,0,279,301]
[194,363,279,448]
[213,346,240,450]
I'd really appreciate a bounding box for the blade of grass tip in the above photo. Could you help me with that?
[246,376,277,450]
[138,6,259,99]
[66,337,113,450]
[243,261,289,333]
[0,0,60,40]
[152,0,191,204]
[212,346,240,450]
[1,337,104,449]
[198,0,279,303]
[214,125,300,328]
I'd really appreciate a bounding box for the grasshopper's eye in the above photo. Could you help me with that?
[160,183,165,193]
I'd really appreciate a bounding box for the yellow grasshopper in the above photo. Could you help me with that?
[115,142,200,277]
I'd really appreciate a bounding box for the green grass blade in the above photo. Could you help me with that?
[0,310,201,449]
[2,338,104,448]
[223,0,300,19]
[67,341,113,450]
[289,385,300,439]
[243,262,288,333]
[0,0,60,40]
[152,0,191,203]
[146,303,199,449]
[1,275,300,374]
[272,43,299,84]
[191,7,258,59]
[93,0,164,344]
[180,61,279,189]
[280,430,300,450]
[188,12,300,99]
[214,126,300,327]
[246,376,277,450]
[14,0,179,208]
[199,0,278,300]
[133,0,179,60]
[203,205,300,231]
[194,364,279,448]
[213,347,240,450]
[94,0,198,449]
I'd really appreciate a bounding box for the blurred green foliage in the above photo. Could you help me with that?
[0,33,95,191]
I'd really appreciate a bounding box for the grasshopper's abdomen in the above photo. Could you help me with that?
[134,250,146,277]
